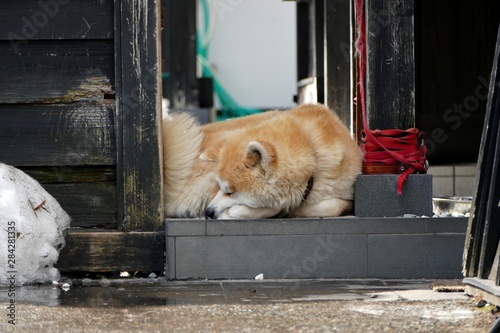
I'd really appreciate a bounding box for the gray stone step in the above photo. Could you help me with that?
[166,217,467,280]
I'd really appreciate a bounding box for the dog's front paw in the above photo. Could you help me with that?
[217,205,246,219]
[217,209,232,220]
[213,205,251,219]
[221,205,281,219]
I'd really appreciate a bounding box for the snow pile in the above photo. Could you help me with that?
[0,163,71,285]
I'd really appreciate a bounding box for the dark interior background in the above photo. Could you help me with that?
[416,0,500,164]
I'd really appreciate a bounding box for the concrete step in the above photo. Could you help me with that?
[166,217,467,280]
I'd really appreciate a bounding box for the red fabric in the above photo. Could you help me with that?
[355,0,427,195]
[361,128,428,195]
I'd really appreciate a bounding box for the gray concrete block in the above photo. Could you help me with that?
[354,174,433,217]
[166,217,467,280]
[206,219,362,236]
[432,176,454,197]
[427,165,454,176]
[454,164,477,176]
[367,233,466,279]
[455,176,476,197]
[174,235,367,280]
[166,237,176,279]
[206,217,467,236]
[166,219,206,236]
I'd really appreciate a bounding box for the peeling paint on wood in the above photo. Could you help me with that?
[0,40,114,104]
[40,74,114,104]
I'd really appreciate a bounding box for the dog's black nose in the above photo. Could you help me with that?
[205,207,215,219]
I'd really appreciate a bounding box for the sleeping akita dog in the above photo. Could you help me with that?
[163,104,362,219]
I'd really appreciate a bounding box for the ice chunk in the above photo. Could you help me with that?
[0,163,71,285]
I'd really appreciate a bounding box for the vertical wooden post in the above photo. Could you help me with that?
[314,0,325,104]
[162,0,198,109]
[296,2,310,85]
[115,0,164,231]
[295,0,324,105]
[324,0,353,129]
[365,0,415,130]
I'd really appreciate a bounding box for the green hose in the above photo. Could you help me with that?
[197,0,261,121]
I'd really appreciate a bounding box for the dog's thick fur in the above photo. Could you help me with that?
[163,104,362,219]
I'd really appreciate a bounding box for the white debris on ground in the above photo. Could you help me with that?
[400,213,470,218]
[436,212,471,218]
[0,163,71,285]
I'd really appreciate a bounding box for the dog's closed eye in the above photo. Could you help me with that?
[222,186,235,195]
[217,177,235,195]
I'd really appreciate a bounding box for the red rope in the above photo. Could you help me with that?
[355,0,427,195]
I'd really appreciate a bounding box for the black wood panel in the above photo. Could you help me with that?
[365,0,415,130]
[314,0,324,104]
[116,0,164,231]
[0,0,113,41]
[324,0,353,128]
[162,0,198,107]
[296,2,311,81]
[58,231,165,272]
[0,40,114,103]
[0,103,116,166]
[19,166,117,228]
[44,182,117,228]
[21,166,116,184]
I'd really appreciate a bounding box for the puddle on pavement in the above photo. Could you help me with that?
[0,279,446,308]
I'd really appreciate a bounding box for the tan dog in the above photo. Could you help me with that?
[163,104,362,219]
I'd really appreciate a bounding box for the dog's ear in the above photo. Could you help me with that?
[200,146,219,162]
[245,141,276,170]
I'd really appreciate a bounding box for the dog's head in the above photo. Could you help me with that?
[200,140,282,219]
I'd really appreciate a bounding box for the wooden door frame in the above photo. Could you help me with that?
[115,0,164,232]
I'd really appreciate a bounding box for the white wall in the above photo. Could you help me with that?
[206,0,297,109]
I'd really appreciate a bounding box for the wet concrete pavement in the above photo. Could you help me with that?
[0,278,498,332]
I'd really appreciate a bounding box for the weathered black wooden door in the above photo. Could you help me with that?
[0,0,164,273]
[463,23,500,284]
